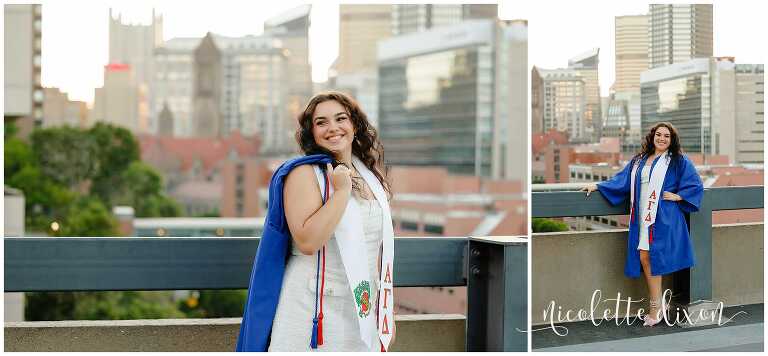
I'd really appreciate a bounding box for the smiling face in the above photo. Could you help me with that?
[311,100,355,156]
[653,126,671,152]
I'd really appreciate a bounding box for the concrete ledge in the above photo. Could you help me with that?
[532,223,764,326]
[4,314,466,352]
[713,223,764,306]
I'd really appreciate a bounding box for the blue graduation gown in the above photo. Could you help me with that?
[236,154,333,352]
[597,154,704,278]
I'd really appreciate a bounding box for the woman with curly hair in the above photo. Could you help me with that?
[237,92,396,351]
[582,122,704,327]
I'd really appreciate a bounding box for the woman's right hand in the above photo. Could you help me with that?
[328,163,352,194]
[580,183,598,197]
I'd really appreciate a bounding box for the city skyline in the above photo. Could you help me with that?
[38,0,766,104]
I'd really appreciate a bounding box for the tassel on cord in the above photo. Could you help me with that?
[310,245,321,349]
[317,246,326,345]
[310,170,330,350]
[318,176,329,346]
[317,312,324,345]
[310,317,319,349]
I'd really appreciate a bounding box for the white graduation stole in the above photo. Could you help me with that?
[629,152,670,234]
[312,156,395,351]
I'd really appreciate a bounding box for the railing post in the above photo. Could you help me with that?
[672,194,716,327]
[687,194,713,303]
[466,236,527,351]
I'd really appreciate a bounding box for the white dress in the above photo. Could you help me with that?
[268,194,384,352]
[637,165,651,251]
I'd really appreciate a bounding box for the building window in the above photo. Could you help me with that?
[401,221,418,231]
[424,224,444,235]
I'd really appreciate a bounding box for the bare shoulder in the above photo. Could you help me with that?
[285,164,315,182]
[284,165,322,201]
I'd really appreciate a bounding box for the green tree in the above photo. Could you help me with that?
[72,291,185,320]
[5,121,19,139]
[26,291,184,321]
[13,123,189,321]
[5,164,76,231]
[30,127,97,190]
[4,137,34,180]
[24,292,76,321]
[53,197,119,237]
[178,290,247,318]
[5,135,77,231]
[88,123,140,206]
[532,218,569,233]
[114,161,181,218]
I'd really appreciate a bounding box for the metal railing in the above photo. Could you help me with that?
[4,235,527,352]
[532,185,764,304]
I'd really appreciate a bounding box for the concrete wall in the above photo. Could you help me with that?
[4,314,466,352]
[712,223,764,305]
[532,223,763,325]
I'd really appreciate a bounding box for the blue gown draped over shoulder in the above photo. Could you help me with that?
[236,154,333,352]
[597,154,704,278]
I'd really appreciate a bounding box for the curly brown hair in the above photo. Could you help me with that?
[633,122,683,162]
[295,91,391,199]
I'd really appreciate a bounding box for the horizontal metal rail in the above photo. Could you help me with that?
[4,237,472,292]
[4,235,528,351]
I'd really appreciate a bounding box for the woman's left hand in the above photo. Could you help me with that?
[662,191,682,201]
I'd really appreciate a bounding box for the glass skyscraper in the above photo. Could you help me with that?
[378,20,523,177]
[641,58,711,154]
[648,4,713,69]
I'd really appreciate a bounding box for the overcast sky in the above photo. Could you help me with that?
[31,0,767,103]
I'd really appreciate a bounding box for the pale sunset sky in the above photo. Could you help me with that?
[25,0,767,104]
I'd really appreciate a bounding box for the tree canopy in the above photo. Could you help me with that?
[4,123,181,234]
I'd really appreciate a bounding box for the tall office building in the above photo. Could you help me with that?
[378,20,527,178]
[157,101,174,136]
[191,33,223,138]
[602,91,642,153]
[4,4,43,138]
[602,98,629,143]
[91,63,142,132]
[648,4,713,69]
[154,34,287,142]
[335,5,392,75]
[330,5,393,128]
[392,4,497,35]
[614,14,648,94]
[42,87,89,128]
[537,68,587,141]
[153,38,195,136]
[264,4,312,146]
[493,20,528,183]
[568,49,601,140]
[531,66,544,134]
[232,38,288,151]
[732,64,764,164]
[108,9,163,90]
[641,58,764,164]
[109,9,163,135]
